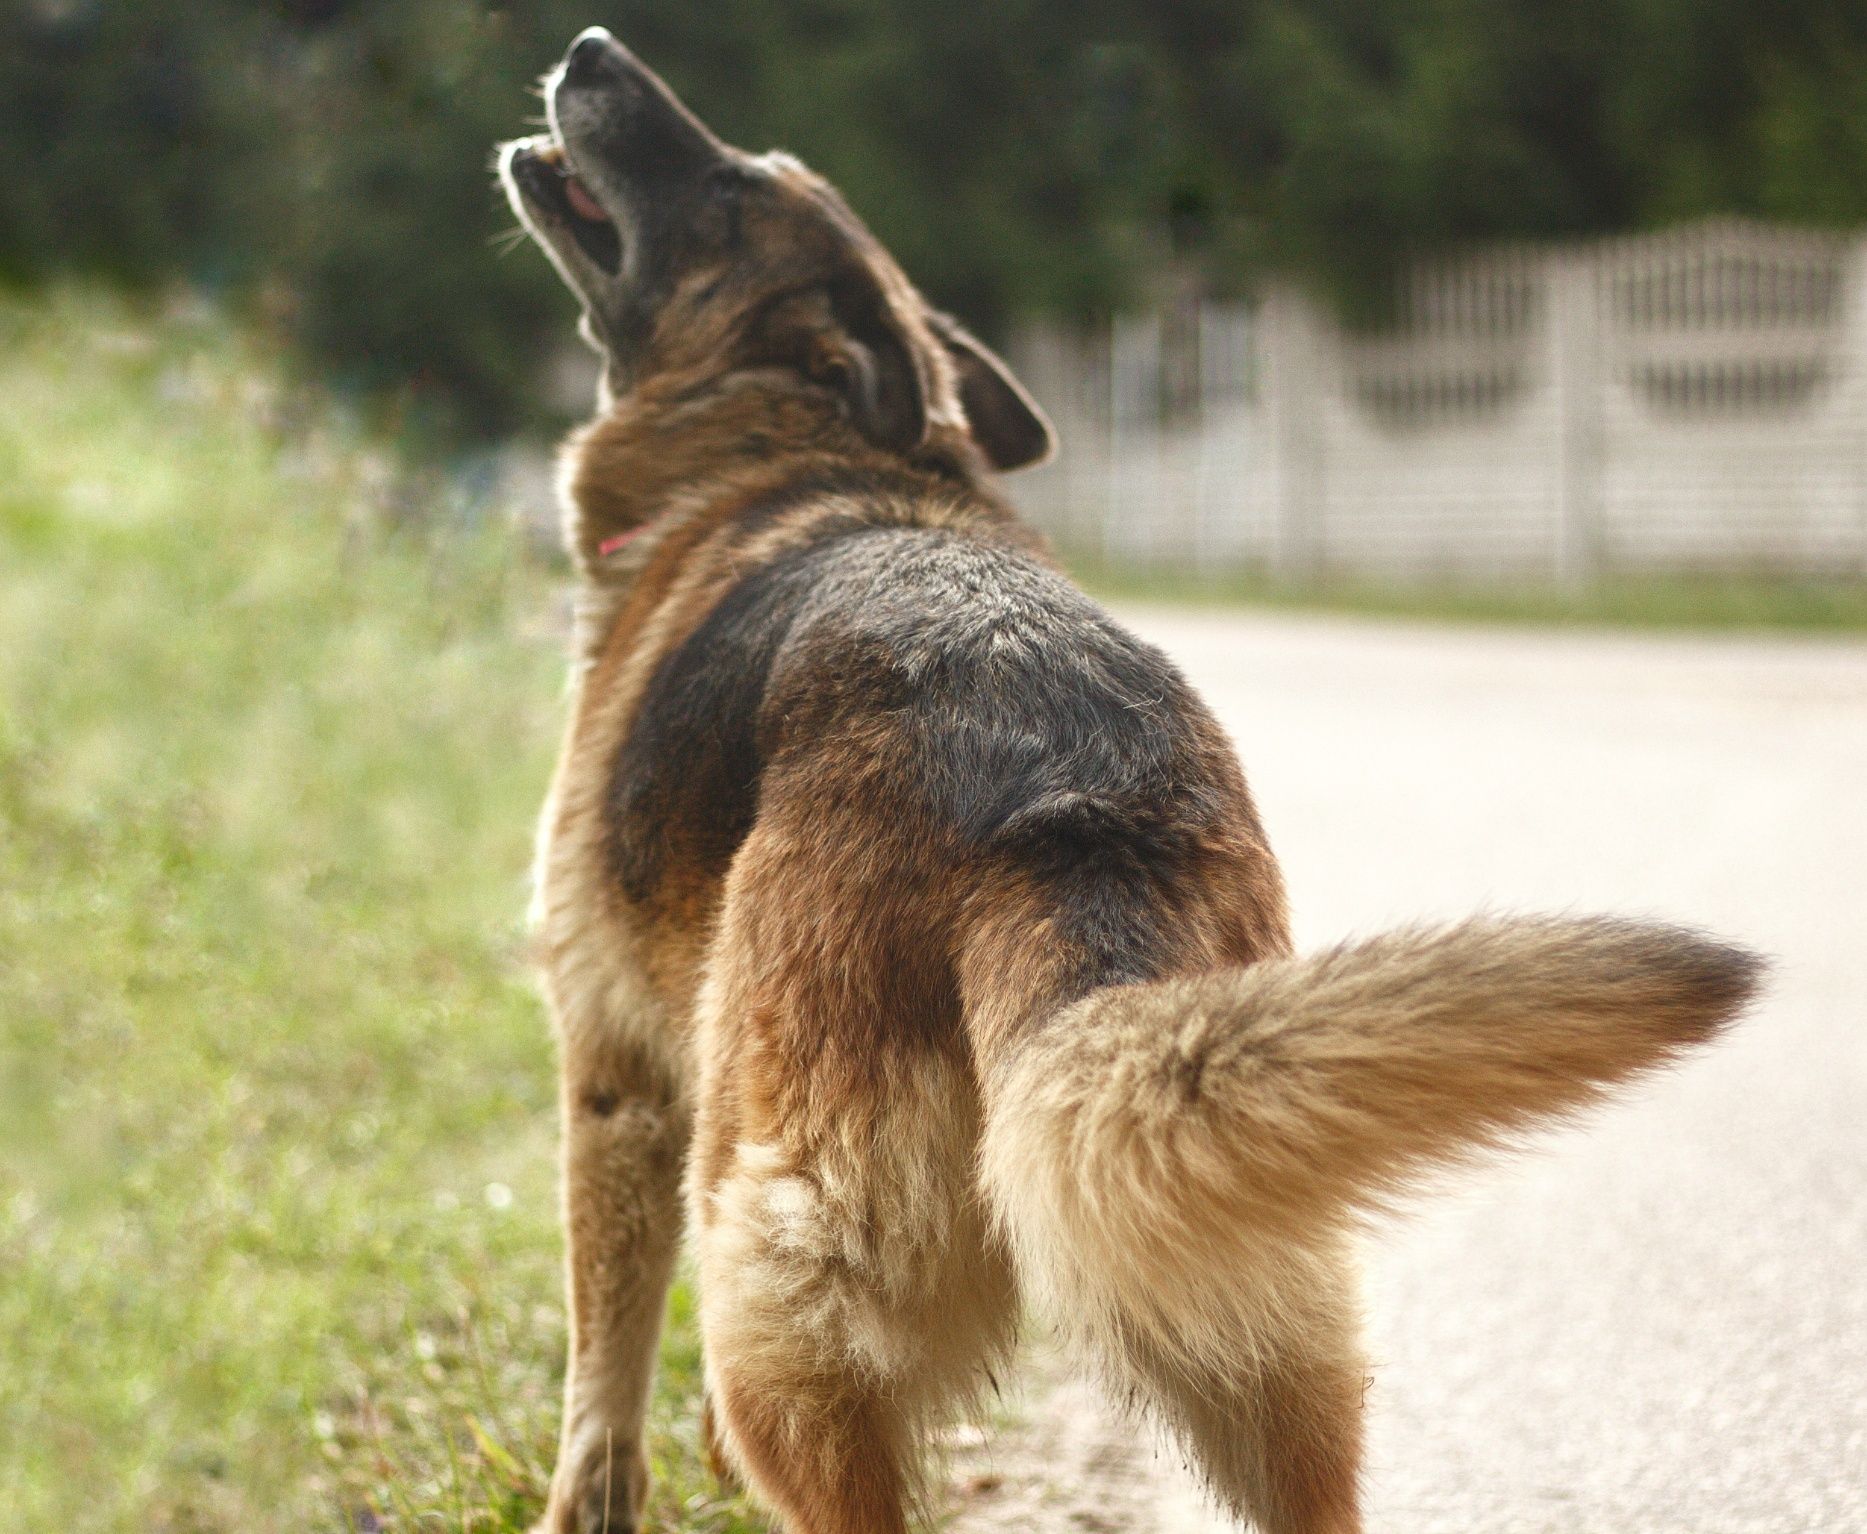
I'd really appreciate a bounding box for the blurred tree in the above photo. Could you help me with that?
[0,0,279,287]
[5,0,1867,434]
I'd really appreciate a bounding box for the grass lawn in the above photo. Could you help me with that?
[0,291,764,1533]
[1071,556,1867,632]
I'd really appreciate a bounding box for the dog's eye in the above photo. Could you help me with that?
[708,164,769,206]
[705,167,759,247]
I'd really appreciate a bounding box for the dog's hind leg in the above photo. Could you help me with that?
[1111,1240,1367,1534]
[536,1029,689,1534]
[687,827,1017,1534]
[706,1351,912,1534]
[690,1031,1014,1534]
[960,873,1369,1532]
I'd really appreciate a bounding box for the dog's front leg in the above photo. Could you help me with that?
[537,1032,689,1534]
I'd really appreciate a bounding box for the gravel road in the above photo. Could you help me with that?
[943,607,1867,1534]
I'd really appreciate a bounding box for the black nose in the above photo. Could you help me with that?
[565,26,619,84]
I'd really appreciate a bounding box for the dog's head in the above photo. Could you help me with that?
[498,27,1053,473]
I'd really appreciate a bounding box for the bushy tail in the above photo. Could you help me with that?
[978,915,1762,1373]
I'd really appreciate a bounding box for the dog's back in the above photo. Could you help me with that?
[612,466,1288,1528]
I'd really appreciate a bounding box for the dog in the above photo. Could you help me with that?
[497,28,1760,1534]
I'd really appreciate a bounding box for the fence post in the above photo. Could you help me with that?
[1262,284,1325,579]
[1548,253,1604,584]
[1848,238,1867,577]
[1107,313,1161,565]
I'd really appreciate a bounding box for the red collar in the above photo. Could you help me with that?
[595,496,691,557]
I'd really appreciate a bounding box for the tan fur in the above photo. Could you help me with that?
[500,35,1763,1534]
[974,916,1756,1528]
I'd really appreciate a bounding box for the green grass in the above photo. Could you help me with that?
[1071,555,1867,632]
[0,290,763,1533]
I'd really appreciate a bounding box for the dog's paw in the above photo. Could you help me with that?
[535,1433,647,1534]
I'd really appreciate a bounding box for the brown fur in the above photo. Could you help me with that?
[498,32,1763,1534]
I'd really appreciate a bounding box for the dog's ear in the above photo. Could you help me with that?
[787,271,929,455]
[753,271,929,453]
[930,313,1056,472]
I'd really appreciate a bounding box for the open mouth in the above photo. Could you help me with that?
[518,139,623,275]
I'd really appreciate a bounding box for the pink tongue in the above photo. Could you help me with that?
[564,175,608,223]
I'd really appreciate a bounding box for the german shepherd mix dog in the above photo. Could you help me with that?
[498,28,1759,1534]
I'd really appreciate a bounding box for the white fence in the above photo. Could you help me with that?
[1008,221,1867,582]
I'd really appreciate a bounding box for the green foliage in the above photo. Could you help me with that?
[5,4,1867,433]
[0,289,763,1532]
[1072,553,1867,631]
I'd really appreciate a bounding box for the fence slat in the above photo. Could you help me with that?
[1010,219,1867,582]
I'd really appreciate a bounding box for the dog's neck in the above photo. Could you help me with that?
[561,371,989,567]
[554,371,1018,665]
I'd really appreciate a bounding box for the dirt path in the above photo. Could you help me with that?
[938,608,1867,1534]
[941,1341,1223,1533]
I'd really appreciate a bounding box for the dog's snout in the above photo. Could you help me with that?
[564,26,621,84]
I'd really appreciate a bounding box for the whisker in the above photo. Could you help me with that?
[489,225,534,256]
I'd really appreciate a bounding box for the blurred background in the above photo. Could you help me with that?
[10,0,1867,604]
[3,4,1864,1533]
